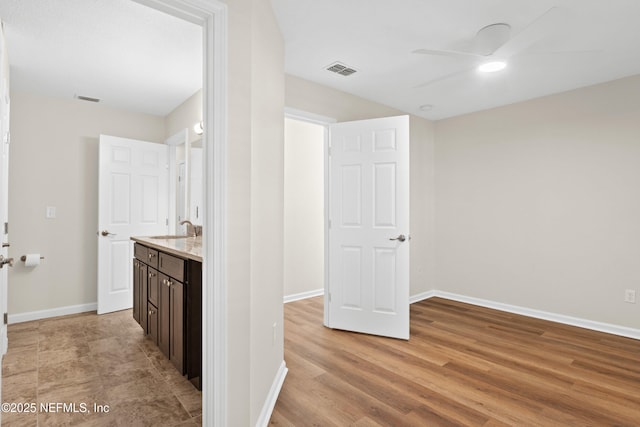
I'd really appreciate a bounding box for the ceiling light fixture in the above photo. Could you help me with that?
[478,61,507,73]
[419,104,433,112]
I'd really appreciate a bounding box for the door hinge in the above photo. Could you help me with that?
[3,222,7,234]
[166,218,169,226]
[3,312,7,325]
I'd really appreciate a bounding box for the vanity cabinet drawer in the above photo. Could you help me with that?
[159,252,185,282]
[147,248,159,269]
[134,243,148,262]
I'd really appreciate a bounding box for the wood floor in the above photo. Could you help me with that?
[270,297,640,426]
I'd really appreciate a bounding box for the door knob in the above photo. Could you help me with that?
[389,234,406,242]
[100,230,116,237]
[0,255,14,268]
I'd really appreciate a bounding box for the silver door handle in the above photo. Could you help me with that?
[0,255,14,268]
[389,234,406,242]
[100,230,116,237]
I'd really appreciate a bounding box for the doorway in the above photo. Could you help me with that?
[283,111,411,339]
[133,1,229,425]
[283,115,329,302]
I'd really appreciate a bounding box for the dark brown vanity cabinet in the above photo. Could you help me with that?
[133,242,201,388]
[133,246,148,335]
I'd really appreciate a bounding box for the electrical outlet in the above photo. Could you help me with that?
[624,289,636,304]
[46,206,56,219]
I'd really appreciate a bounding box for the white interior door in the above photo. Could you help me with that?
[0,50,10,361]
[327,115,410,340]
[98,135,169,314]
[0,27,11,415]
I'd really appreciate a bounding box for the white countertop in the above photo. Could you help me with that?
[131,235,203,262]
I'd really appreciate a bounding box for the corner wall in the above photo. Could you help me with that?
[222,0,286,425]
[435,74,640,329]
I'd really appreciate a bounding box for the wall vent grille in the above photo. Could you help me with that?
[326,62,357,76]
[75,95,101,103]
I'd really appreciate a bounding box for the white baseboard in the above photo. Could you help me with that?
[255,360,288,427]
[414,290,640,341]
[283,288,324,304]
[410,290,437,304]
[8,302,98,324]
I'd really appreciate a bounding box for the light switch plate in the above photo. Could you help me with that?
[46,206,56,219]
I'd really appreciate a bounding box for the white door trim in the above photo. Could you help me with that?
[133,1,228,426]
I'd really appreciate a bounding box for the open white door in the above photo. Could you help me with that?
[0,29,10,357]
[0,26,11,416]
[326,115,410,340]
[97,135,169,314]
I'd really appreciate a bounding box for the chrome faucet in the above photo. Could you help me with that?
[180,220,197,237]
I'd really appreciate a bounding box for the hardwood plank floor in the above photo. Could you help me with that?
[270,297,640,426]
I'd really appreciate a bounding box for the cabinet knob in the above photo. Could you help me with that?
[166,280,172,288]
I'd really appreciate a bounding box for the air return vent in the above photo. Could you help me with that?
[74,94,101,103]
[326,62,357,76]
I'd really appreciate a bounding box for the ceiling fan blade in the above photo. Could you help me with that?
[493,7,567,58]
[524,49,602,56]
[413,66,476,89]
[412,48,484,60]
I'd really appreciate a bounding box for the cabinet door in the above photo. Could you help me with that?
[147,268,159,306]
[158,272,171,357]
[186,260,202,386]
[147,301,158,345]
[132,260,140,324]
[170,280,184,374]
[141,263,148,335]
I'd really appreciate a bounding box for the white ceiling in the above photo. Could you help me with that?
[1,1,639,121]
[272,0,640,120]
[0,0,202,117]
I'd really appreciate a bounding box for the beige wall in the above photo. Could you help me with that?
[222,0,285,424]
[249,0,285,422]
[283,117,325,297]
[435,74,640,329]
[8,92,165,315]
[285,75,437,297]
[165,89,202,144]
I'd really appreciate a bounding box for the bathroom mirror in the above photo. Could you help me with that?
[166,128,203,235]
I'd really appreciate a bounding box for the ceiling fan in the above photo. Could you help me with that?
[412,7,566,88]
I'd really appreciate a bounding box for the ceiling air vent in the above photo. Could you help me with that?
[326,62,357,76]
[74,94,101,103]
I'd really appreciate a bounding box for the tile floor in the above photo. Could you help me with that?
[1,309,202,426]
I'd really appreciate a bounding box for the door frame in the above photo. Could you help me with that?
[283,108,335,326]
[133,1,227,426]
